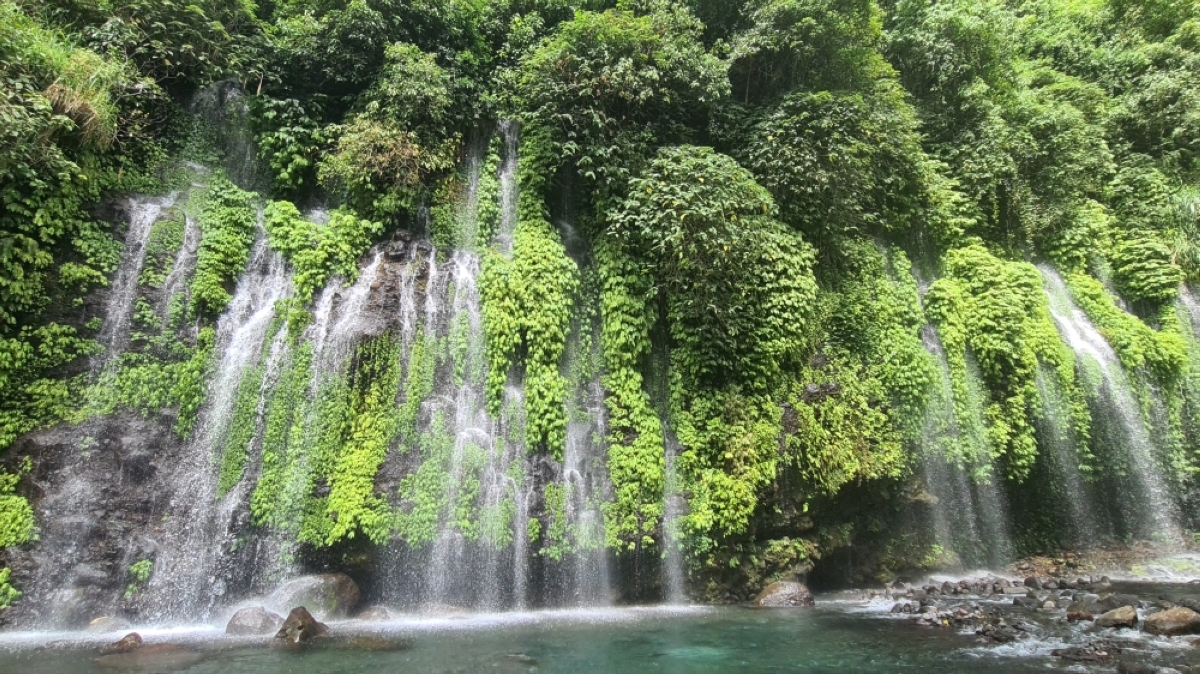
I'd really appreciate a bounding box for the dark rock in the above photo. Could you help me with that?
[1096,606,1139,628]
[1024,576,1042,590]
[754,581,815,607]
[100,633,142,655]
[1144,607,1200,636]
[226,606,283,636]
[1052,641,1119,662]
[95,644,203,670]
[1101,594,1142,612]
[275,607,329,644]
[270,574,361,619]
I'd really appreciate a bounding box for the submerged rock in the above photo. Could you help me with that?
[275,606,328,644]
[1143,607,1200,636]
[95,644,203,671]
[338,635,413,651]
[754,581,815,607]
[226,606,284,636]
[1096,606,1138,629]
[100,632,142,655]
[270,574,360,619]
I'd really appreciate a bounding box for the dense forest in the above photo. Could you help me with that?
[2,0,1200,611]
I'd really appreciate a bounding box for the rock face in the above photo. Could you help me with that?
[1096,606,1138,628]
[275,607,328,644]
[754,581,815,607]
[226,606,284,636]
[269,574,360,619]
[1143,607,1200,636]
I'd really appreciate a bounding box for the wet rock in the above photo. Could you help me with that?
[976,621,1024,643]
[95,644,203,670]
[275,607,329,644]
[1096,606,1139,629]
[1041,600,1057,610]
[357,606,392,621]
[1101,594,1142,612]
[1024,576,1042,590]
[1144,607,1200,636]
[100,633,142,655]
[754,581,815,607]
[87,617,132,633]
[226,606,283,636]
[1052,640,1119,662]
[269,574,361,619]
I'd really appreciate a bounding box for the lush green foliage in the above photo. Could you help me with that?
[190,178,257,318]
[263,201,381,301]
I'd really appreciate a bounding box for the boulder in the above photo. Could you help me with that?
[226,606,284,636]
[269,574,360,619]
[96,644,203,670]
[357,606,392,621]
[754,581,815,607]
[1143,607,1200,636]
[100,633,142,655]
[86,617,132,633]
[1096,606,1138,629]
[1101,594,1142,612]
[275,607,328,644]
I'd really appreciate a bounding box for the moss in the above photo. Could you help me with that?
[190,178,257,318]
[323,334,404,545]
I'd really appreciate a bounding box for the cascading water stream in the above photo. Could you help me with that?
[1039,266,1181,544]
[917,325,1015,568]
[145,226,294,621]
[95,195,179,367]
[662,431,687,602]
[1033,367,1100,546]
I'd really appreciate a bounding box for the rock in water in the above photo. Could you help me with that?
[226,606,284,636]
[357,606,392,621]
[1143,607,1200,636]
[269,574,360,619]
[100,633,142,655]
[754,581,815,607]
[1096,606,1138,629]
[275,607,328,644]
[95,644,203,670]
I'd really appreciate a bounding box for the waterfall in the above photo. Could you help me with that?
[95,195,179,367]
[145,227,294,621]
[495,120,519,254]
[663,431,687,602]
[1033,367,1101,546]
[917,325,1015,568]
[1039,266,1181,544]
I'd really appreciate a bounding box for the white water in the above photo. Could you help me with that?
[146,226,294,621]
[95,195,179,366]
[663,430,688,603]
[917,319,1014,568]
[1039,266,1180,543]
